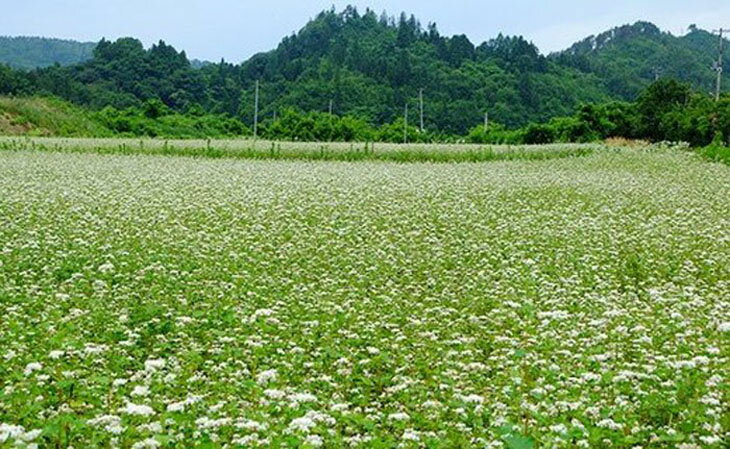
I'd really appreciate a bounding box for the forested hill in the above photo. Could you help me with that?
[0,36,96,69]
[554,22,727,99]
[0,8,727,133]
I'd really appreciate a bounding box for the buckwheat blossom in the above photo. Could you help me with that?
[388,412,410,422]
[131,385,150,397]
[23,363,42,376]
[144,359,166,372]
[131,438,161,449]
[87,415,125,434]
[256,369,278,385]
[120,403,155,417]
[0,145,728,447]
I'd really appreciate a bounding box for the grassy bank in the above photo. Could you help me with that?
[0,136,597,163]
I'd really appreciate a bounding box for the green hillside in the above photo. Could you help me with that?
[555,22,727,99]
[0,96,110,136]
[0,36,96,70]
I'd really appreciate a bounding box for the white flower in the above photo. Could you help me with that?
[49,350,65,359]
[264,389,286,399]
[457,394,484,404]
[305,434,323,447]
[144,359,166,372]
[195,417,232,430]
[699,435,722,445]
[249,308,275,322]
[132,438,161,449]
[256,369,278,385]
[288,416,316,432]
[165,395,201,412]
[289,392,317,404]
[166,402,185,412]
[87,415,125,434]
[131,385,150,397]
[138,422,162,433]
[235,419,267,432]
[121,403,155,417]
[0,423,26,443]
[717,322,730,333]
[596,419,622,430]
[23,363,42,376]
[403,429,420,441]
[388,412,410,422]
[98,262,115,274]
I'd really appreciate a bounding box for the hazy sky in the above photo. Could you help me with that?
[3,1,729,62]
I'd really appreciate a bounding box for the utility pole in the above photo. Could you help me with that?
[652,66,662,81]
[418,89,424,132]
[714,29,728,101]
[404,103,409,144]
[329,99,333,116]
[484,111,489,133]
[253,80,260,139]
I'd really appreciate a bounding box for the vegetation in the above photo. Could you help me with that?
[0,9,727,134]
[0,36,96,70]
[97,100,249,138]
[556,22,727,99]
[700,134,730,164]
[466,79,730,150]
[2,78,730,161]
[0,96,111,137]
[0,146,728,447]
[0,137,595,164]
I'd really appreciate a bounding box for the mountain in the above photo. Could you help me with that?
[0,36,96,70]
[554,22,726,99]
[0,8,727,133]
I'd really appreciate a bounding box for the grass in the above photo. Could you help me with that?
[0,96,112,137]
[0,144,728,447]
[699,142,730,165]
[0,136,598,164]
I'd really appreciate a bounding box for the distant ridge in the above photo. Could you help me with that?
[0,36,97,69]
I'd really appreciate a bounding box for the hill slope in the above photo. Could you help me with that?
[0,36,96,70]
[0,96,111,136]
[555,22,727,99]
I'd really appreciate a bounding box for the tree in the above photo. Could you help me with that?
[637,79,691,140]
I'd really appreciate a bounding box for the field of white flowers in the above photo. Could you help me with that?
[0,145,728,448]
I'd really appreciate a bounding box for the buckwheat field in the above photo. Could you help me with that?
[0,144,728,449]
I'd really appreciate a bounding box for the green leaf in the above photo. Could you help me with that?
[503,434,535,449]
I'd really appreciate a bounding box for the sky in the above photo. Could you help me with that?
[2,0,730,63]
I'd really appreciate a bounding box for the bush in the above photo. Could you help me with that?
[523,123,557,144]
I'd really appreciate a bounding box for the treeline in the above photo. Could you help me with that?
[1,8,728,135]
[78,101,443,142]
[469,80,730,147]
[2,79,730,147]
